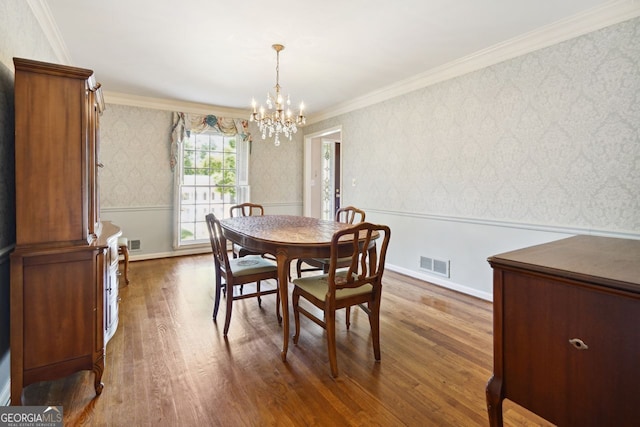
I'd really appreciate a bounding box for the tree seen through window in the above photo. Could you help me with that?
[179,133,239,243]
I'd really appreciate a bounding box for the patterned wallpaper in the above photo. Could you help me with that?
[248,122,304,205]
[99,106,303,209]
[100,105,174,207]
[0,1,59,70]
[99,18,640,236]
[305,17,640,235]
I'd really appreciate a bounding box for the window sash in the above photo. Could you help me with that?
[174,132,249,248]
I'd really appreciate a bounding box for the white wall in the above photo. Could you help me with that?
[74,17,640,300]
[99,105,304,259]
[366,211,576,300]
[1,2,639,402]
[304,17,640,300]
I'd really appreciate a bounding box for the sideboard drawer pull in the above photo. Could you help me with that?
[569,338,589,350]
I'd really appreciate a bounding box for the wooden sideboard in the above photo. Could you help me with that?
[10,58,121,405]
[486,235,640,426]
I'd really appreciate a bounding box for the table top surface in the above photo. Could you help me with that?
[219,215,358,246]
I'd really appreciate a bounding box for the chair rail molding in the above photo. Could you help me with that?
[101,205,172,213]
[367,208,640,241]
[366,208,639,302]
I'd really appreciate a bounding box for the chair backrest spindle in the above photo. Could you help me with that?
[328,223,389,295]
[335,206,365,224]
[205,213,231,272]
[230,202,264,218]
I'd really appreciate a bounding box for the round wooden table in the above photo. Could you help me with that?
[219,215,369,361]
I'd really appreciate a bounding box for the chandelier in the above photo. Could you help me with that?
[250,44,305,146]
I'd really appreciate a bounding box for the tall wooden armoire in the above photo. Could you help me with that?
[10,58,121,405]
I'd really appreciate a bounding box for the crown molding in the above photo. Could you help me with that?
[26,0,72,65]
[30,0,640,122]
[307,0,640,124]
[104,91,252,117]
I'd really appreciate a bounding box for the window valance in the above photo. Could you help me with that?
[170,112,251,170]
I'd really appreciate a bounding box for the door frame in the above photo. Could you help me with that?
[303,125,342,217]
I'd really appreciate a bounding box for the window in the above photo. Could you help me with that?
[321,141,336,220]
[175,132,249,247]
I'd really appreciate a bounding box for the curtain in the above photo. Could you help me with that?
[170,112,251,170]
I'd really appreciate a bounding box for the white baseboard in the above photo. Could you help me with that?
[126,250,495,301]
[128,246,210,262]
[387,263,493,302]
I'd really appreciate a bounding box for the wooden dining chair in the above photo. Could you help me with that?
[229,203,267,258]
[205,213,281,336]
[292,222,391,377]
[295,206,366,278]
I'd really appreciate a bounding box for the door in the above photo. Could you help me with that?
[303,127,342,219]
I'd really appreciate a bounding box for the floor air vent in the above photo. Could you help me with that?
[129,239,141,251]
[419,256,450,278]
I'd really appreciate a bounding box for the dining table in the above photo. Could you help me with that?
[219,214,372,361]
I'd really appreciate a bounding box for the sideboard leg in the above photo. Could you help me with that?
[10,381,23,405]
[93,358,105,396]
[486,375,504,427]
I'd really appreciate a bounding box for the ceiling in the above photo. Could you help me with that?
[40,0,635,120]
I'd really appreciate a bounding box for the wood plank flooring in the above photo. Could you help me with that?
[21,254,552,426]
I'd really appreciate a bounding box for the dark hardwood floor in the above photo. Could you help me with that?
[21,254,551,426]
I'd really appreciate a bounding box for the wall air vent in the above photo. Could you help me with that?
[420,256,434,271]
[419,255,450,278]
[129,239,141,251]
